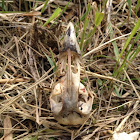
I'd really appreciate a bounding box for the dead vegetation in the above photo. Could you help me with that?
[0,0,140,139]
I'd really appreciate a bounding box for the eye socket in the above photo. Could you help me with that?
[57,96,62,103]
[78,94,86,103]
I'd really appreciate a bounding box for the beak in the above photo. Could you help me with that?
[62,22,81,54]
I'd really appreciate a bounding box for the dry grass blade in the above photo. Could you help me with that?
[124,70,140,100]
[0,67,54,114]
[115,100,140,132]
[83,69,131,87]
[0,78,30,84]
[83,32,131,58]
[3,116,13,140]
[0,0,139,139]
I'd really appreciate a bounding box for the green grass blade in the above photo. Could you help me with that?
[50,0,71,28]
[84,12,104,49]
[108,22,119,60]
[43,7,62,27]
[74,3,92,39]
[114,20,140,77]
[44,53,56,72]
[41,0,49,13]
[135,0,140,17]
[58,0,71,19]
[95,12,104,26]
[129,30,140,59]
[118,18,140,60]
[49,48,57,71]
[97,79,103,86]
[80,17,89,51]
[130,44,140,61]
[115,43,140,77]
[84,12,104,48]
[114,85,120,97]
[80,3,91,21]
[80,3,91,52]
[24,0,29,12]
[127,0,131,17]
[2,0,5,11]
[108,22,119,76]
[29,136,38,140]
[84,26,96,48]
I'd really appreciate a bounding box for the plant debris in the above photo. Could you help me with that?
[0,0,140,139]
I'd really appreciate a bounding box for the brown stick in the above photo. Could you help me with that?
[0,78,30,84]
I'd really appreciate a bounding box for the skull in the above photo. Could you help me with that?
[50,22,93,125]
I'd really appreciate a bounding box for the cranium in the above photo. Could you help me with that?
[50,22,93,125]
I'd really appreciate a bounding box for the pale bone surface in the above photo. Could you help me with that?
[50,22,93,125]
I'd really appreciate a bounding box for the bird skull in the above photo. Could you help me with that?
[50,22,93,125]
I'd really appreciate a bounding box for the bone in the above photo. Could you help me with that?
[50,22,93,125]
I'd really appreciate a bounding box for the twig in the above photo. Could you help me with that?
[0,78,30,84]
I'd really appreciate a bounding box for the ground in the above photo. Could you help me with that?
[0,0,140,140]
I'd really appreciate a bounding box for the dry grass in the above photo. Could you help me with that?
[0,0,140,139]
